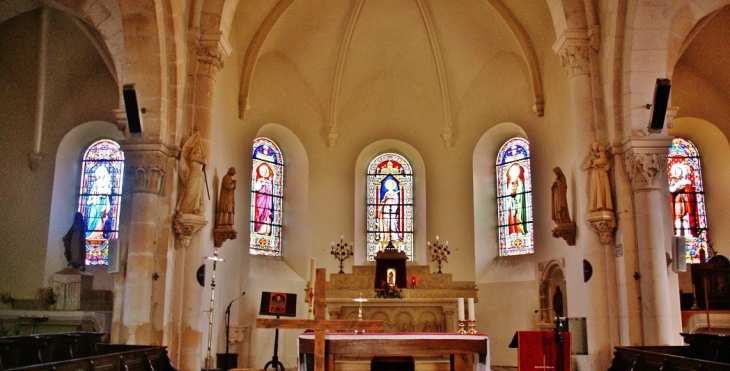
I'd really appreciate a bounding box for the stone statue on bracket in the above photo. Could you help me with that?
[551,167,576,246]
[176,131,207,216]
[173,131,208,247]
[62,212,87,270]
[214,167,238,247]
[582,141,616,244]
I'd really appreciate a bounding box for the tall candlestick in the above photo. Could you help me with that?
[468,298,475,321]
[308,258,316,319]
[457,298,465,321]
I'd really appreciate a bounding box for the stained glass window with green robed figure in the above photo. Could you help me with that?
[250,137,284,256]
[366,153,414,261]
[78,139,124,266]
[496,137,534,256]
[667,137,710,264]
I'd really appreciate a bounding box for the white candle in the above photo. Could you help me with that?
[457,298,465,321]
[309,258,316,290]
[468,298,475,321]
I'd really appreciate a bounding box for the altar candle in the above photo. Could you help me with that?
[309,258,316,290]
[457,298,465,321]
[468,298,475,321]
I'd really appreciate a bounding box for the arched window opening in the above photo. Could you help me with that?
[668,137,710,264]
[496,137,534,256]
[77,139,124,266]
[250,137,284,256]
[366,153,414,261]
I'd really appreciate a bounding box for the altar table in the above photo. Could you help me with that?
[297,332,489,371]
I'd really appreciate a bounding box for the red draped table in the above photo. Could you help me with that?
[297,332,489,371]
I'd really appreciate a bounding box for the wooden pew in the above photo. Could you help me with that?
[608,346,730,371]
[0,332,106,368]
[2,344,176,371]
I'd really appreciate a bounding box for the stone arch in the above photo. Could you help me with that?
[43,121,124,290]
[473,122,534,284]
[538,259,567,328]
[622,0,730,135]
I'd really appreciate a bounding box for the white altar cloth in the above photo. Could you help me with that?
[297,332,490,371]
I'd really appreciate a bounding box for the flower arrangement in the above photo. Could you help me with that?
[40,287,57,307]
[375,279,403,299]
[429,236,450,274]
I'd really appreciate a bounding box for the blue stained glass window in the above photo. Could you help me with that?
[496,137,534,256]
[366,153,414,261]
[250,137,284,256]
[78,140,124,266]
[668,137,709,264]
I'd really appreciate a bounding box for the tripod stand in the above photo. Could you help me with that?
[263,316,285,371]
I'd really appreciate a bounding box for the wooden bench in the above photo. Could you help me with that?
[2,344,176,371]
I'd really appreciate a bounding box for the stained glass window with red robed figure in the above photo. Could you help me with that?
[667,137,710,264]
[496,137,534,256]
[250,137,284,257]
[78,139,124,266]
[366,153,414,261]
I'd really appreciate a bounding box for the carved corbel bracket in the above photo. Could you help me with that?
[228,325,249,345]
[174,213,208,247]
[552,222,577,246]
[213,226,238,248]
[587,210,616,245]
[28,152,43,171]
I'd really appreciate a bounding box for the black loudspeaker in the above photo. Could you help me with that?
[648,78,671,133]
[122,84,143,133]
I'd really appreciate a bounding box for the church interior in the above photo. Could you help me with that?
[2,0,730,370]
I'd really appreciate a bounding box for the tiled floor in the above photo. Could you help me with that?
[491,367,517,371]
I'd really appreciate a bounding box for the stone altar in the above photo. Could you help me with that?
[324,265,477,333]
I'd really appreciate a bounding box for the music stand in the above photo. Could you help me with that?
[259,292,297,371]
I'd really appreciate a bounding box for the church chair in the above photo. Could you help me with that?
[370,356,415,371]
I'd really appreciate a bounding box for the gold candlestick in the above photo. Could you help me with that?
[457,320,467,334]
[467,320,476,334]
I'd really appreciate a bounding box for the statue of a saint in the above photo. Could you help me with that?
[62,212,87,270]
[551,167,571,224]
[215,167,236,228]
[583,141,613,212]
[176,132,207,215]
[552,286,564,318]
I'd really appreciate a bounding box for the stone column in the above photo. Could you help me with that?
[554,32,613,369]
[622,136,677,345]
[117,141,171,344]
[171,34,229,371]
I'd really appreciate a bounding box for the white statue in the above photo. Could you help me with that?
[176,132,207,215]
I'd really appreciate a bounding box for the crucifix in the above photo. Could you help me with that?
[256,268,384,370]
[535,355,555,370]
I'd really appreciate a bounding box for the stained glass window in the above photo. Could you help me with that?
[366,153,414,261]
[77,139,124,266]
[667,137,709,264]
[496,137,534,256]
[250,137,284,256]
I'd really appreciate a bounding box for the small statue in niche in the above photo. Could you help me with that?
[176,132,207,216]
[583,141,613,212]
[552,286,564,318]
[215,167,237,228]
[62,212,87,270]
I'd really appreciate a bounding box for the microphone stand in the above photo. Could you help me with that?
[218,292,245,371]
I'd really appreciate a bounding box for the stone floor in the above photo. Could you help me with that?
[491,367,517,371]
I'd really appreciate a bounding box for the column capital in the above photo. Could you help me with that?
[621,136,673,191]
[196,32,230,77]
[119,140,172,194]
[553,30,590,77]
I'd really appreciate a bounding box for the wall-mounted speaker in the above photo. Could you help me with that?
[122,84,143,134]
[672,236,687,273]
[648,78,671,133]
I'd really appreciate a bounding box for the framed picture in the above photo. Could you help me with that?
[259,292,297,317]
